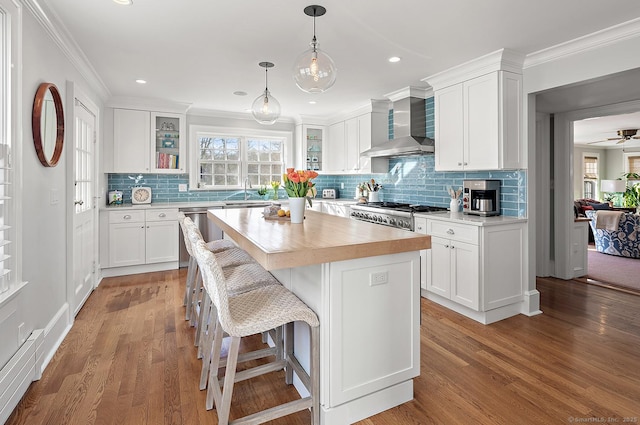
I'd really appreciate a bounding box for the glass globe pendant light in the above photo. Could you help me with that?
[293,5,337,93]
[251,62,281,125]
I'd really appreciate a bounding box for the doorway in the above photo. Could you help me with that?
[66,83,99,317]
[535,69,640,288]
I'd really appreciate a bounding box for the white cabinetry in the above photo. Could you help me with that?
[425,219,479,310]
[110,108,186,174]
[323,201,352,218]
[420,215,526,324]
[426,49,525,172]
[108,210,146,267]
[102,208,179,276]
[325,101,389,174]
[145,209,179,263]
[113,109,150,173]
[296,124,325,171]
[434,71,521,171]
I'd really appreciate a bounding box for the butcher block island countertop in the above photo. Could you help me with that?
[207,206,428,425]
[207,207,431,271]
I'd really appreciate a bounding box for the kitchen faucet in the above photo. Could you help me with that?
[244,177,252,200]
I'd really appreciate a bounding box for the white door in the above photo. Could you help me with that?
[70,94,97,316]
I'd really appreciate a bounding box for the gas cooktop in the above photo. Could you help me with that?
[357,202,448,213]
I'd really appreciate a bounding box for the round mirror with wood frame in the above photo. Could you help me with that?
[32,82,64,167]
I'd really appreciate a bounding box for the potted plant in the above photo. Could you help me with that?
[621,172,640,209]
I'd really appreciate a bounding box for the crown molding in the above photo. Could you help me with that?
[23,0,110,101]
[524,17,640,69]
[423,48,525,91]
[107,96,192,114]
[384,86,432,102]
[189,107,295,124]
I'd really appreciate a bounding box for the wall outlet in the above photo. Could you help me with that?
[178,184,187,192]
[370,271,388,286]
[340,182,345,189]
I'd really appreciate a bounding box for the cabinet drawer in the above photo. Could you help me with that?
[109,210,145,224]
[145,208,178,222]
[426,220,478,244]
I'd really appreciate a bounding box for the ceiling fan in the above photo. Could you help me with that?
[587,129,640,144]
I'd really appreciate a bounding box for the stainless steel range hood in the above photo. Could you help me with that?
[361,96,434,158]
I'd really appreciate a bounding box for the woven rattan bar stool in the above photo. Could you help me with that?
[186,227,283,390]
[178,212,236,321]
[192,238,320,425]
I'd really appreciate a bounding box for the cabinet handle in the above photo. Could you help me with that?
[451,245,455,249]
[444,244,449,248]
[446,228,454,235]
[123,214,131,220]
[463,162,468,166]
[457,162,462,166]
[158,213,166,218]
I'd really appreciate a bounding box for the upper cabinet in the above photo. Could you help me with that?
[294,124,325,172]
[151,112,185,172]
[426,49,525,172]
[107,107,186,174]
[324,100,389,174]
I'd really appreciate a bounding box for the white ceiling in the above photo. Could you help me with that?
[42,0,640,123]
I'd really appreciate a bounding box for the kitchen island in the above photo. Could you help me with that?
[207,208,430,425]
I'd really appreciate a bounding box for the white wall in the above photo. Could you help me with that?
[15,7,103,363]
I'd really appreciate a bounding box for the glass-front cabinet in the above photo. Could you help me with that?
[297,124,325,171]
[151,112,185,173]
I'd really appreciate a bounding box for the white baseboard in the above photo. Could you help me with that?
[0,301,72,423]
[0,329,44,424]
[39,302,73,376]
[101,261,178,278]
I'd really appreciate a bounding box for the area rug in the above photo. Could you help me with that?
[587,247,640,293]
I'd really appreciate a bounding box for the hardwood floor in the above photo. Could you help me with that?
[6,272,640,424]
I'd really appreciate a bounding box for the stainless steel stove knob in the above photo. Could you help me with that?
[389,218,396,226]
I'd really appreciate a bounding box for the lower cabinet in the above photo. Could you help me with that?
[416,214,526,324]
[103,208,179,273]
[428,236,479,310]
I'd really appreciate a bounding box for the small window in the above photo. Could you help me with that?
[582,154,599,199]
[583,156,598,180]
[627,155,640,175]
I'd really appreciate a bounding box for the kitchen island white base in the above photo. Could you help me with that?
[271,251,421,425]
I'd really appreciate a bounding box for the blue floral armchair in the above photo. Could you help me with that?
[585,210,640,258]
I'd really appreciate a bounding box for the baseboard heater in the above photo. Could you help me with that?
[0,329,44,424]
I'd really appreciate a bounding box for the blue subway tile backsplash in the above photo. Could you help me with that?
[108,98,527,217]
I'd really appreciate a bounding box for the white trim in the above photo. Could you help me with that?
[423,48,525,91]
[524,17,640,69]
[38,302,72,376]
[21,0,109,101]
[188,124,293,191]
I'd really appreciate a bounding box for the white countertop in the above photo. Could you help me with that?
[414,211,528,226]
[100,198,358,211]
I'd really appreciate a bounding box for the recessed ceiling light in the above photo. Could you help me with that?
[113,0,133,5]
[135,79,146,84]
[309,101,317,105]
[388,56,401,63]
[233,91,248,96]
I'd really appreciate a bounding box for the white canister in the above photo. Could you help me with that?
[449,198,462,213]
[368,191,380,203]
